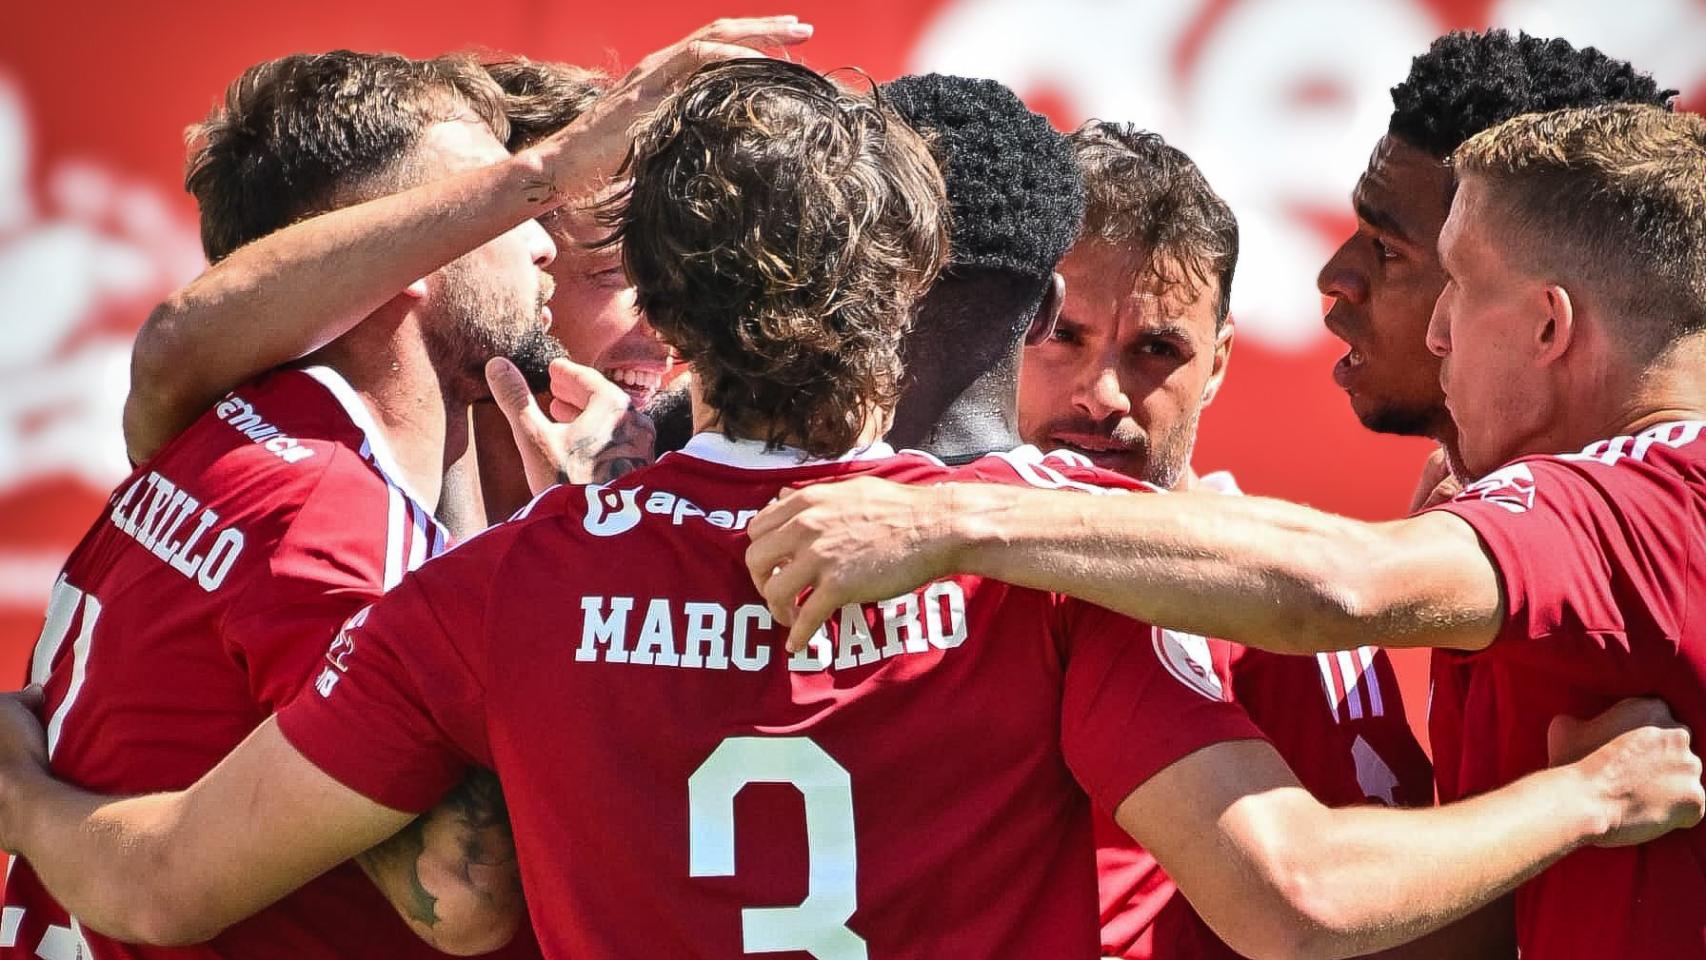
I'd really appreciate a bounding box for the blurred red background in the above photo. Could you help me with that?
[3,0,1703,752]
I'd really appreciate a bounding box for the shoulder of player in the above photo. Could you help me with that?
[1448,420,1706,515]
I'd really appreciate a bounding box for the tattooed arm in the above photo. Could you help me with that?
[485,356,658,499]
[358,769,525,955]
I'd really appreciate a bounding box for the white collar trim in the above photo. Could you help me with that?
[677,431,896,470]
[299,365,433,507]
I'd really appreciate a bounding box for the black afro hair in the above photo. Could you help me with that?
[1389,29,1677,159]
[881,73,1084,279]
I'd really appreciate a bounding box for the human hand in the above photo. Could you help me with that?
[534,16,814,199]
[486,356,656,492]
[1408,445,1462,513]
[744,477,961,652]
[0,686,48,852]
[1550,698,1705,848]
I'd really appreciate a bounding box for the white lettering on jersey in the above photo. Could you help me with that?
[574,581,970,674]
[1351,734,1400,805]
[582,483,764,538]
[214,393,316,464]
[1152,627,1223,701]
[107,470,245,592]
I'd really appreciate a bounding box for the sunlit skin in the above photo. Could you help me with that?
[1427,176,1572,477]
[1019,238,1232,490]
[539,203,670,407]
[1318,136,1457,450]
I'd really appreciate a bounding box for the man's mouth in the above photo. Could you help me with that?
[603,366,665,405]
[1332,347,1365,389]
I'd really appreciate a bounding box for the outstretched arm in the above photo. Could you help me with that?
[0,704,411,947]
[1126,699,1702,960]
[745,478,1504,655]
[123,16,814,464]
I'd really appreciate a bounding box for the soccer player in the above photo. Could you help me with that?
[747,102,1706,958]
[2,51,557,959]
[1319,31,1675,480]
[7,22,811,959]
[0,62,1700,960]
[1020,122,1431,959]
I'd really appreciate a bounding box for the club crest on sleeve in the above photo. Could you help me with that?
[1152,627,1224,701]
[1456,462,1536,514]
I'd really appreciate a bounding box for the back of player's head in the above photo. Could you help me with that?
[1388,29,1676,160]
[1072,122,1238,327]
[607,59,947,459]
[1454,103,1706,350]
[483,55,609,151]
[186,51,508,263]
[882,73,1084,346]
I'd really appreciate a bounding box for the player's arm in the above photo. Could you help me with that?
[122,16,814,464]
[0,697,412,948]
[357,768,525,955]
[1123,699,1702,959]
[747,477,1504,655]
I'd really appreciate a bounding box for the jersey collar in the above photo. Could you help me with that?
[299,365,432,508]
[677,431,896,470]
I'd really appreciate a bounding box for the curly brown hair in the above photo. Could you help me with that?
[483,55,609,150]
[604,59,948,458]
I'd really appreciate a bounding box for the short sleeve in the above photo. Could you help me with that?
[276,547,496,814]
[1059,599,1266,815]
[220,447,389,712]
[1427,457,1688,650]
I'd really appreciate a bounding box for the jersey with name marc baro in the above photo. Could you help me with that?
[277,435,1264,960]
[1427,420,1706,959]
[2,367,542,960]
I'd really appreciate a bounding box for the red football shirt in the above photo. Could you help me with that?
[279,435,1264,959]
[1093,471,1432,960]
[1429,420,1706,958]
[1,366,504,960]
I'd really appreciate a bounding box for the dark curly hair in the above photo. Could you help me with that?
[880,73,1083,281]
[1071,122,1238,326]
[186,51,507,262]
[1389,29,1676,159]
[482,55,609,151]
[603,59,947,459]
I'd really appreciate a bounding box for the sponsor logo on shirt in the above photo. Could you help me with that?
[1152,627,1223,701]
[1456,462,1536,514]
[582,483,761,538]
[214,394,316,464]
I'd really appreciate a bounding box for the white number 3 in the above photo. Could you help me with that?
[688,736,868,959]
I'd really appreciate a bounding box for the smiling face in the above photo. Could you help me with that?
[1019,239,1231,488]
[539,201,671,406]
[1318,135,1456,439]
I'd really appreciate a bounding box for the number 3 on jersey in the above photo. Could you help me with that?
[688,737,869,959]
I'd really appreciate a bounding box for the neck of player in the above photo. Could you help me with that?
[886,345,1025,461]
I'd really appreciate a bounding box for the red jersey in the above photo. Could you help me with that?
[278,435,1264,959]
[2,367,487,960]
[1429,420,1706,958]
[1094,471,1432,960]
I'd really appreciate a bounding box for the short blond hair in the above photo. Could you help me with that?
[1452,103,1706,348]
